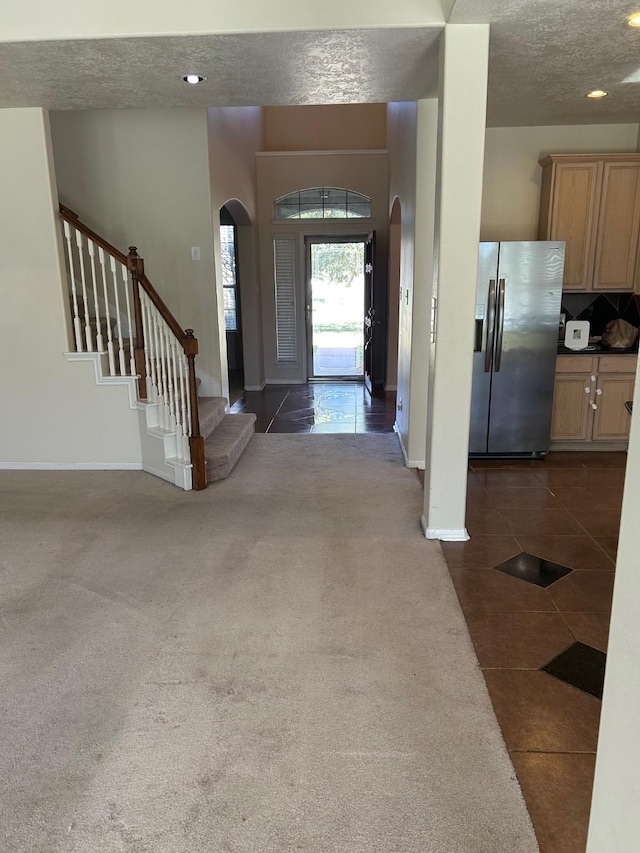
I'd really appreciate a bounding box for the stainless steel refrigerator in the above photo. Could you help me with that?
[469,241,565,457]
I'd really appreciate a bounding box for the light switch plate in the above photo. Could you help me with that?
[191,246,200,261]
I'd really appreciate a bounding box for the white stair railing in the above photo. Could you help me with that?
[58,204,207,489]
[61,216,134,378]
[139,290,192,462]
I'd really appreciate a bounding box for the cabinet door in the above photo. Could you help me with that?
[548,162,601,290]
[593,162,640,291]
[592,374,635,441]
[550,374,594,441]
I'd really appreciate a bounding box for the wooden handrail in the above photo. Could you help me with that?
[59,203,128,266]
[59,204,207,491]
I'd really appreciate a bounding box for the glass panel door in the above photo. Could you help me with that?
[307,241,365,378]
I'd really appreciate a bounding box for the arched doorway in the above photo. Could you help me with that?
[387,197,402,391]
[219,200,254,404]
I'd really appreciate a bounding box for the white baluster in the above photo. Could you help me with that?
[62,221,83,351]
[74,230,94,351]
[122,266,136,377]
[152,306,166,427]
[87,240,104,352]
[158,318,170,429]
[109,256,127,375]
[170,338,181,440]
[178,351,190,459]
[164,327,176,430]
[98,247,116,375]
[139,290,153,397]
[146,297,159,404]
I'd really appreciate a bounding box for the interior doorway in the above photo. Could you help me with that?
[305,238,366,379]
[220,205,244,404]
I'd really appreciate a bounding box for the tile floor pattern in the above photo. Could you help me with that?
[230,381,397,434]
[440,451,626,853]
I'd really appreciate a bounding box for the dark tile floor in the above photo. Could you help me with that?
[440,451,626,853]
[230,381,397,433]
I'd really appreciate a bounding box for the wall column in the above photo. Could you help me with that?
[586,363,640,850]
[422,24,489,540]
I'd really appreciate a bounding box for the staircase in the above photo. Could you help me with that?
[59,204,255,490]
[199,397,256,483]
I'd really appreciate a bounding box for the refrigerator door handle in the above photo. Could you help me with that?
[494,278,506,372]
[484,279,497,373]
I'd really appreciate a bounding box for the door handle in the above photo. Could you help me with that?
[494,278,506,373]
[484,279,497,373]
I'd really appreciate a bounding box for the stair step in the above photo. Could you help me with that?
[204,413,256,482]
[199,397,228,438]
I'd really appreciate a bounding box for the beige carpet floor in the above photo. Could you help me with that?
[0,434,538,852]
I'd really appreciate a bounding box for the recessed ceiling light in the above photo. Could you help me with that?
[586,89,608,99]
[182,74,206,85]
[628,12,640,26]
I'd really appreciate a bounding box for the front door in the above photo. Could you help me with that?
[306,238,366,380]
[363,232,376,395]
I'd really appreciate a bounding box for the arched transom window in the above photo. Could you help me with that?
[274,188,372,220]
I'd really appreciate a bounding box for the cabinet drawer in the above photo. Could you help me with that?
[556,356,598,373]
[598,355,638,373]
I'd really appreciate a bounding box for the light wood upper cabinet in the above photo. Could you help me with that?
[538,154,640,292]
[593,161,640,290]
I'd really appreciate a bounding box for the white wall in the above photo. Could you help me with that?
[423,24,489,540]
[481,124,639,241]
[264,105,387,152]
[49,108,222,396]
[387,99,439,468]
[207,107,264,392]
[387,102,418,458]
[0,108,142,466]
[256,152,389,385]
[1,0,445,41]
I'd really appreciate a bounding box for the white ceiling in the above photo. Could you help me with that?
[0,30,441,111]
[451,0,640,126]
[0,1,639,126]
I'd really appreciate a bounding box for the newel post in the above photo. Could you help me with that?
[127,246,148,401]
[184,329,207,491]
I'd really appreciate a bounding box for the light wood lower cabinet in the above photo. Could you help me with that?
[592,375,636,440]
[551,355,636,443]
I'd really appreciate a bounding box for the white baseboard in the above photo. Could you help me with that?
[420,515,469,541]
[395,428,425,469]
[244,382,266,391]
[0,461,144,470]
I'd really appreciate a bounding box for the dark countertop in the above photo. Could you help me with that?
[557,345,639,356]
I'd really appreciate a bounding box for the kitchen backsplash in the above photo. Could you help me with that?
[561,292,640,336]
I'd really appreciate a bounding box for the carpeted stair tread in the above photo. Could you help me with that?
[204,413,256,482]
[198,397,228,439]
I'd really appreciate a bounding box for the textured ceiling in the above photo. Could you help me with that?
[1,2,639,126]
[451,0,640,126]
[0,29,441,111]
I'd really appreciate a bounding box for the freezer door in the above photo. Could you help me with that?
[487,242,564,454]
[469,243,499,453]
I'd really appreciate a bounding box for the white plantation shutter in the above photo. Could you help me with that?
[273,236,297,363]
